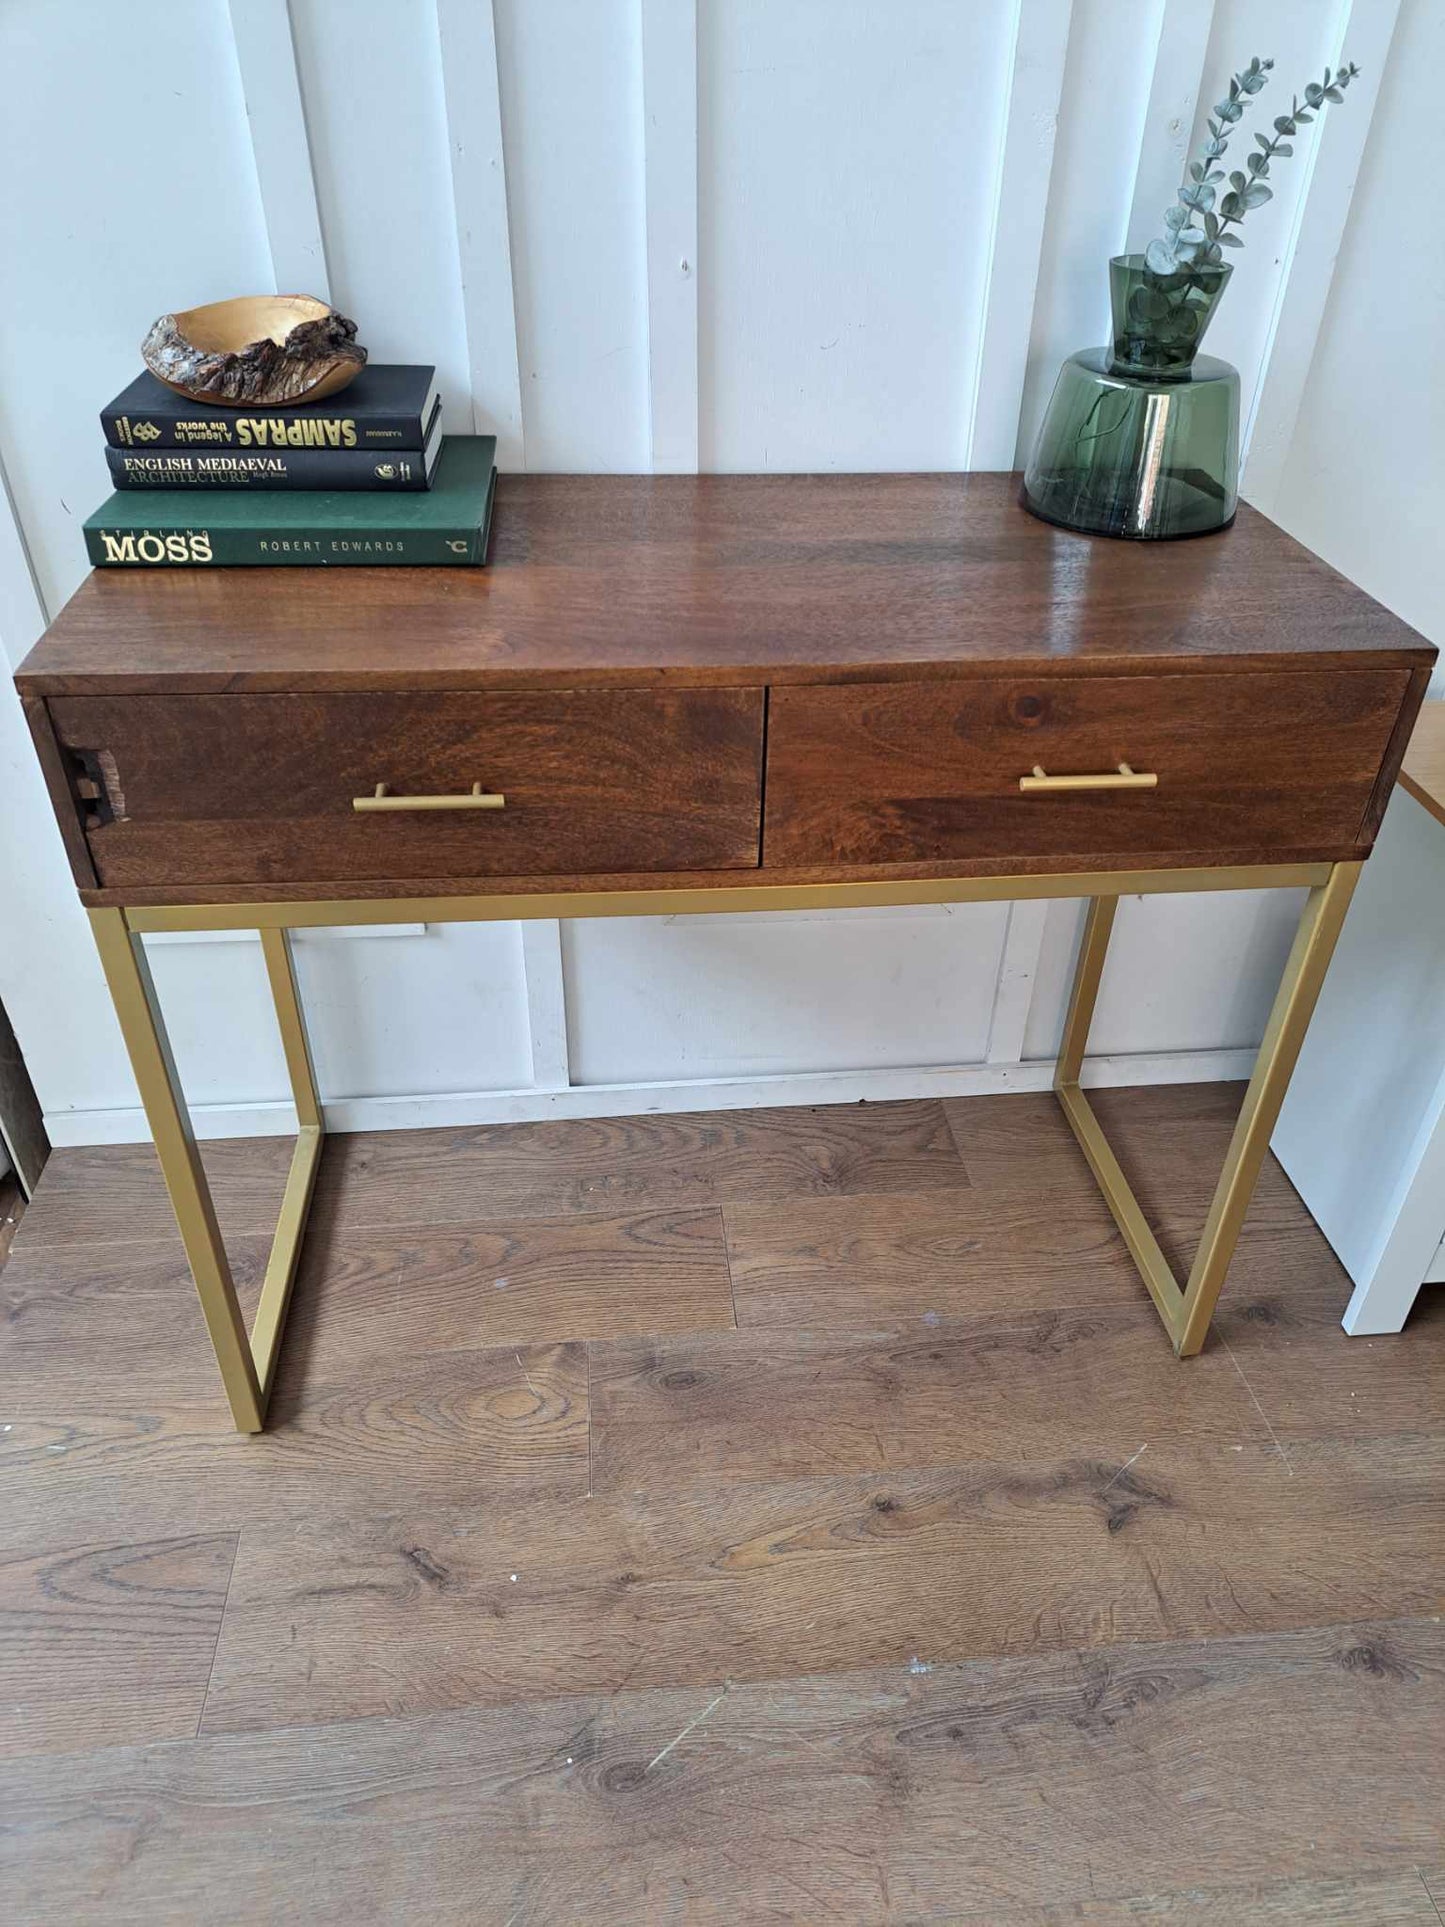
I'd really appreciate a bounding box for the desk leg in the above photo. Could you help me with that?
[1054,863,1362,1355]
[89,911,323,1431]
[1174,860,1361,1354]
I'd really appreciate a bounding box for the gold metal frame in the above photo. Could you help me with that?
[90,909,323,1431]
[89,858,1359,1427]
[1052,860,1361,1354]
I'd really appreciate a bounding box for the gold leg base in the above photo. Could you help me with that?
[90,912,324,1431]
[86,860,1358,1428]
[1052,861,1361,1355]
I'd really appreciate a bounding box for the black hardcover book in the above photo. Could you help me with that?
[106,409,444,490]
[101,365,441,451]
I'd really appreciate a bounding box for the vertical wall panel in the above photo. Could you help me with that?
[520,920,570,1092]
[1242,0,1402,505]
[985,900,1050,1066]
[640,0,699,473]
[1024,890,1306,1063]
[1017,0,1162,465]
[564,906,1010,1085]
[1270,0,1444,683]
[142,925,533,1110]
[1180,0,1347,446]
[0,0,274,1138]
[492,0,650,471]
[0,452,135,1134]
[0,0,272,617]
[698,0,1012,472]
[963,0,1073,470]
[289,0,471,422]
[1124,0,1217,254]
[435,0,526,467]
[227,0,331,294]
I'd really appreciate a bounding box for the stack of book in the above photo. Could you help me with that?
[86,365,496,567]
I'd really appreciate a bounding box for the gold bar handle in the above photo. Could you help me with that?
[352,782,506,813]
[1019,762,1158,794]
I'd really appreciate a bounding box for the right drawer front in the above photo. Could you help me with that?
[763,669,1410,868]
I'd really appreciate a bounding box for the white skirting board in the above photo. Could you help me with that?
[42,1045,1260,1147]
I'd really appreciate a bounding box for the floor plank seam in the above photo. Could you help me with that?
[1219,1330,1295,1475]
[719,1205,741,1328]
[1419,1867,1445,1924]
[939,1098,977,1181]
[194,1530,242,1740]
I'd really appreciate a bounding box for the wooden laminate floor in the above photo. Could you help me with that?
[2,1085,1442,1924]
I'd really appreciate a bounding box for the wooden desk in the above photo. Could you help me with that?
[16,474,1436,1429]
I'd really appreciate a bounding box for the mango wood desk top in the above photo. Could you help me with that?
[17,473,1434,697]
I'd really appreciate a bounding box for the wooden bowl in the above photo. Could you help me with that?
[141,295,367,407]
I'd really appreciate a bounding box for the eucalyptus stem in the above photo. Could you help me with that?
[1148,57,1361,277]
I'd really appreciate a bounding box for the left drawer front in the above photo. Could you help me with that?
[50,688,765,887]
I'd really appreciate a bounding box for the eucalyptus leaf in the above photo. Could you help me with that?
[1220,190,1242,219]
[1242,181,1272,208]
[1274,115,1295,133]
[1229,170,1247,192]
[1274,143,1292,156]
[1144,238,1179,275]
[1164,203,1188,230]
[1217,230,1243,247]
[1132,286,1173,321]
[1325,85,1344,101]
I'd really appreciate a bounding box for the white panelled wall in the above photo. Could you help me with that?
[0,0,1438,1147]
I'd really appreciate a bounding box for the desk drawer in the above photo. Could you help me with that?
[52,688,764,887]
[763,670,1410,868]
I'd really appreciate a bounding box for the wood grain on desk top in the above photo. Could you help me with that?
[1400,698,1445,828]
[15,473,1435,695]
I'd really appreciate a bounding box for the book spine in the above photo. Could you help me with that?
[106,447,431,491]
[101,408,430,451]
[85,524,482,567]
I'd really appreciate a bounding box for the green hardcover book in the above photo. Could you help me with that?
[84,435,497,567]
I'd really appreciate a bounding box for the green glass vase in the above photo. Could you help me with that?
[1021,254,1239,540]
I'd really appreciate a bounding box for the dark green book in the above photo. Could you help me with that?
[84,435,496,567]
